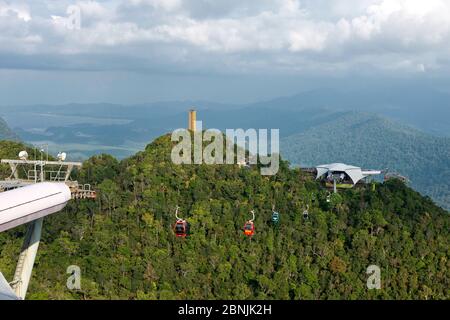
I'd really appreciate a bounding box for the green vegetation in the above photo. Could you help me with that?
[281,112,450,210]
[0,135,448,300]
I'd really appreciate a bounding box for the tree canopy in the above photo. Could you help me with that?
[0,136,448,300]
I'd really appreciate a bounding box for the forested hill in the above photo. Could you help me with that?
[0,135,448,300]
[281,112,450,210]
[0,117,18,141]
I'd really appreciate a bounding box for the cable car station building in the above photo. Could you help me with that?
[315,163,382,192]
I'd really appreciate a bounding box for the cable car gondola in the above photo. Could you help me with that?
[174,206,190,238]
[271,205,280,225]
[303,205,309,220]
[243,210,255,237]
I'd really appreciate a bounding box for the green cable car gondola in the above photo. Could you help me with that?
[271,205,280,225]
[272,211,280,223]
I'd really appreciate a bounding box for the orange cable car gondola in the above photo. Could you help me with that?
[243,210,255,237]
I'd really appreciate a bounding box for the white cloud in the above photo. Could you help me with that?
[129,0,182,12]
[344,0,450,45]
[0,0,450,74]
[0,1,31,21]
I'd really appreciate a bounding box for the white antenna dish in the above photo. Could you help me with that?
[18,151,28,161]
[57,152,67,162]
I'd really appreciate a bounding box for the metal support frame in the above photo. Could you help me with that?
[10,219,43,300]
[8,163,19,180]
[0,155,84,300]
[333,178,337,194]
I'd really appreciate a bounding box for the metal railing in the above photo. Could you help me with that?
[26,170,68,182]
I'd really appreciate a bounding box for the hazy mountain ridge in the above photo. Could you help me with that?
[281,112,450,210]
[263,85,450,137]
[0,117,19,141]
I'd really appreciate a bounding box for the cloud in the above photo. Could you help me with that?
[128,0,182,12]
[0,1,31,21]
[0,0,449,74]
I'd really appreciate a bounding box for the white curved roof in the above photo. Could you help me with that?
[316,163,381,185]
[0,182,71,233]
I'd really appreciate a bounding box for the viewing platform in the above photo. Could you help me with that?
[0,155,96,200]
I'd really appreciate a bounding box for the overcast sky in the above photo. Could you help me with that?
[1,0,449,105]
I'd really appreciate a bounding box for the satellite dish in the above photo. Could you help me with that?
[18,151,28,161]
[57,152,67,162]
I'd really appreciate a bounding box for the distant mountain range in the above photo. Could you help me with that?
[0,87,449,209]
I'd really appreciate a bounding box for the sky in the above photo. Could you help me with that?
[0,0,450,105]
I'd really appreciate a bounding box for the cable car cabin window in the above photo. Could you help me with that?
[175,222,185,234]
[245,223,253,230]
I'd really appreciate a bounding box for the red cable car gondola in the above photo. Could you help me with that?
[174,206,190,238]
[174,219,189,237]
[243,210,255,237]
[244,221,255,237]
